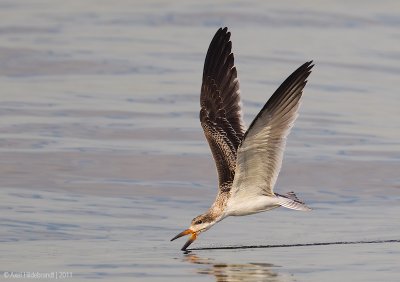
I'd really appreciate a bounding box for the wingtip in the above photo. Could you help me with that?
[217,27,230,38]
[213,27,231,44]
[305,60,315,71]
[298,60,314,82]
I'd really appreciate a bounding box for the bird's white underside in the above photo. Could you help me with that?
[225,195,281,216]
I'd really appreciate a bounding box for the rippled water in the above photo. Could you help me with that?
[1,1,400,281]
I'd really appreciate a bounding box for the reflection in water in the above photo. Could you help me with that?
[183,254,283,282]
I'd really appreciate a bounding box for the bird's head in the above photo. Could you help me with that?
[170,213,216,251]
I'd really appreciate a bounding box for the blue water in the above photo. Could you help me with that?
[0,1,399,281]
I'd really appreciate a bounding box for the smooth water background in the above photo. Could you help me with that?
[1,1,399,281]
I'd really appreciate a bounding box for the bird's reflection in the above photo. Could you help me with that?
[183,253,283,282]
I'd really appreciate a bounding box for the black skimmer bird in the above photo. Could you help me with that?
[171,27,313,251]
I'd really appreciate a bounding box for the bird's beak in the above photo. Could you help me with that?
[170,229,197,251]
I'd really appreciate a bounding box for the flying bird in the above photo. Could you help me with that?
[171,27,313,251]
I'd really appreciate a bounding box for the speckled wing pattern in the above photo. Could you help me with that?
[200,27,245,191]
[231,61,314,198]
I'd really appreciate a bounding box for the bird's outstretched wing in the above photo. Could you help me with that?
[231,61,314,198]
[200,27,245,190]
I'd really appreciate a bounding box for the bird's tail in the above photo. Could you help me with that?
[275,192,311,211]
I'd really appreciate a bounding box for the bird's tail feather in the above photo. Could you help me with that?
[275,192,311,211]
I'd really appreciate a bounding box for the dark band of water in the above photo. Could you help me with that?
[188,239,400,251]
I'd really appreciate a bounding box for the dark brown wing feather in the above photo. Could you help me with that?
[200,27,245,190]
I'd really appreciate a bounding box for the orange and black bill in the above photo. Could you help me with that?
[171,229,197,251]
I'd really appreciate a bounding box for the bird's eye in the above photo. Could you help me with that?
[195,220,203,225]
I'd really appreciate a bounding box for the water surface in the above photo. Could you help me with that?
[0,1,399,281]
